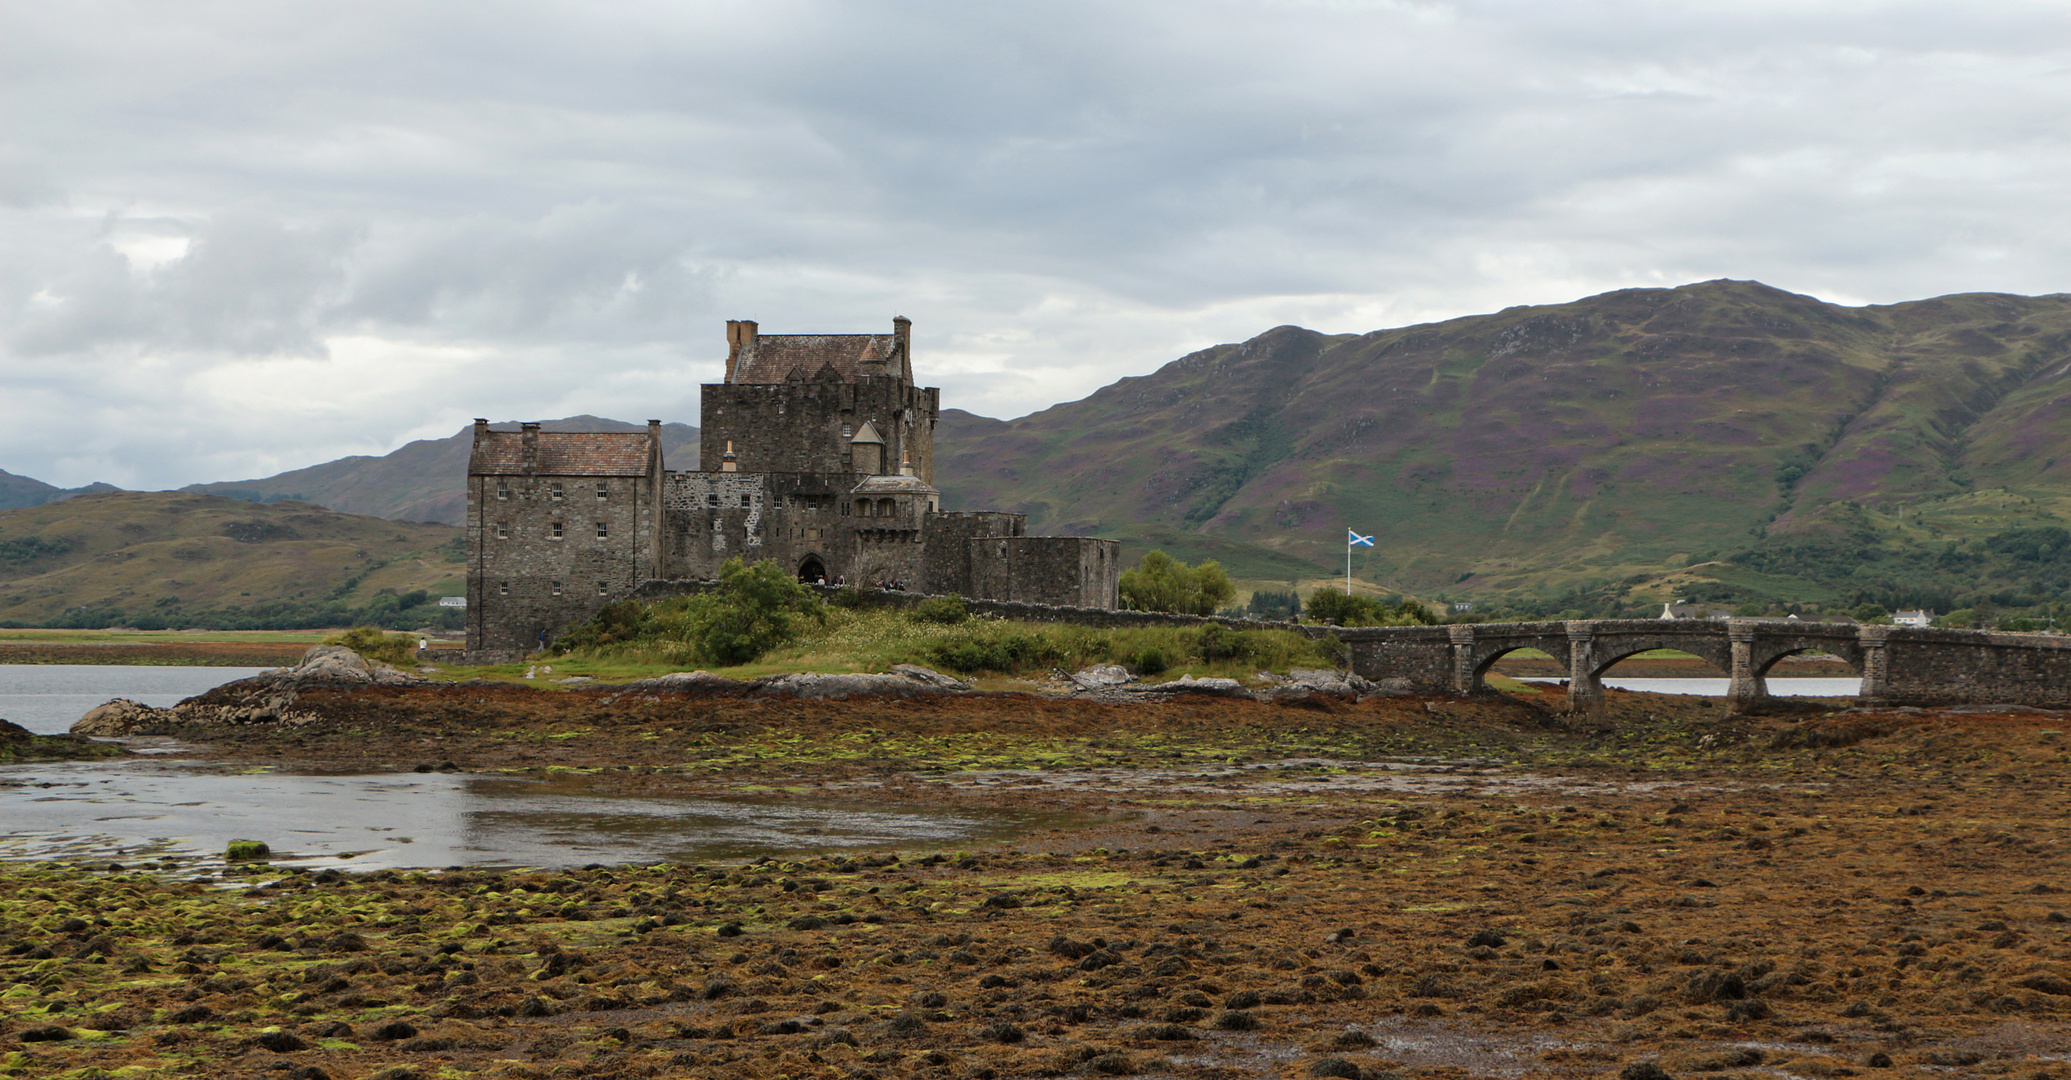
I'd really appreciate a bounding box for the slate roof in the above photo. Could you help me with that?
[731,334,904,384]
[470,431,654,476]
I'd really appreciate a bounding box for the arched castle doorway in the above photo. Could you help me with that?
[798,555,827,584]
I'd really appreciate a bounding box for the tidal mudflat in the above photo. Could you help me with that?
[4,682,2069,1079]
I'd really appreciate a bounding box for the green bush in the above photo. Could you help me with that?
[909,594,969,625]
[927,623,1072,674]
[1119,551,1236,615]
[552,558,826,666]
[323,626,419,666]
[1128,646,1170,675]
[1303,589,1436,627]
[1936,608,1980,629]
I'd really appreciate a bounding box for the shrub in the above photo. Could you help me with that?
[909,594,969,625]
[1129,646,1170,675]
[1120,551,1236,615]
[679,558,828,665]
[928,624,1070,674]
[1304,589,1436,627]
[323,626,419,666]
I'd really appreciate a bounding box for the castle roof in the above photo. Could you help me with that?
[731,334,905,384]
[469,431,653,476]
[851,473,939,496]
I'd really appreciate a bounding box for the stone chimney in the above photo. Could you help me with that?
[647,419,662,471]
[472,417,488,443]
[899,454,916,478]
[892,316,910,377]
[721,440,738,472]
[520,422,540,475]
[725,319,759,382]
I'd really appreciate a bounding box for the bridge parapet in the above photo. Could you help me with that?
[1335,618,2066,713]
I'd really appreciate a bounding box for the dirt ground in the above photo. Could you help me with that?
[3,683,2069,1080]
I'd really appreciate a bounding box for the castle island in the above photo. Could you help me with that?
[463,317,1121,655]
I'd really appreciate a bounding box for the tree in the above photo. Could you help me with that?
[684,557,828,664]
[1304,588,1437,627]
[1119,551,1236,616]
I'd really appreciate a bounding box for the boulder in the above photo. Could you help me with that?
[749,672,960,701]
[1061,664,1134,690]
[888,664,973,691]
[1129,674,1248,697]
[73,699,171,736]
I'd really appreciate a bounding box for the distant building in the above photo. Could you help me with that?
[1451,601,1474,613]
[1894,609,1932,628]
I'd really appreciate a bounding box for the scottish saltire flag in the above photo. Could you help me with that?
[1348,530,1375,547]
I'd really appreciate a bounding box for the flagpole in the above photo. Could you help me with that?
[1345,535,1351,595]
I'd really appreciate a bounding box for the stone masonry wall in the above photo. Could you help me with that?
[699,378,939,483]
[467,472,655,652]
[922,512,1026,595]
[968,536,1122,608]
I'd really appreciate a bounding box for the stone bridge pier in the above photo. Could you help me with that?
[1337,618,2071,714]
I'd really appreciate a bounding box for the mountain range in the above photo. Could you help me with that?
[12,279,2071,620]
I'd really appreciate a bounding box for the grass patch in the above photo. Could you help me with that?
[546,605,1341,682]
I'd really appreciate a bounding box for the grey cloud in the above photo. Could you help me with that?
[6,0,2071,488]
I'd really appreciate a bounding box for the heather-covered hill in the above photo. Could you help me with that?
[184,417,699,525]
[0,468,119,512]
[0,492,461,629]
[936,280,2071,610]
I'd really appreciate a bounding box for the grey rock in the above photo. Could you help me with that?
[73,698,170,736]
[888,664,972,690]
[1064,664,1134,689]
[617,670,745,692]
[1130,674,1247,697]
[749,672,958,701]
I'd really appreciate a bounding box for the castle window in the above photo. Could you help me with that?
[549,522,564,540]
[496,481,510,501]
[773,496,784,509]
[498,581,509,596]
[841,423,852,438]
[878,497,896,517]
[549,482,564,501]
[706,493,719,507]
[740,494,751,508]
[596,580,608,594]
[595,521,608,539]
[551,581,562,596]
[496,522,509,540]
[596,482,608,500]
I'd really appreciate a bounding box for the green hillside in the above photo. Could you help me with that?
[0,492,463,630]
[184,416,699,526]
[936,280,2071,619]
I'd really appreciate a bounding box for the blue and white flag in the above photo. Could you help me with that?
[1348,530,1375,547]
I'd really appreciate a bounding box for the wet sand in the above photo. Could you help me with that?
[3,684,2069,1079]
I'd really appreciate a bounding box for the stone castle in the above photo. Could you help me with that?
[464,317,1121,653]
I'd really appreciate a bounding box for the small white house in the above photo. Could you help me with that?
[1894,609,1932,627]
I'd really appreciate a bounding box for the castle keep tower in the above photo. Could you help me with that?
[465,318,1120,656]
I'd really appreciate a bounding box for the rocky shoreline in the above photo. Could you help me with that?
[6,648,2070,1078]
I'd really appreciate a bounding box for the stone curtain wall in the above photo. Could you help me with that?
[968,536,1123,608]
[922,512,1026,595]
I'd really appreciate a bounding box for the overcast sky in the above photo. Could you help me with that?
[6,1,2071,489]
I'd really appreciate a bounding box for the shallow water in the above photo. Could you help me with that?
[0,663,271,734]
[0,760,1078,870]
[1522,676,1861,697]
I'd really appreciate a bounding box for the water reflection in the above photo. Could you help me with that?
[0,760,1059,870]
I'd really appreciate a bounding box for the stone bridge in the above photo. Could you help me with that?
[1336,619,2071,713]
